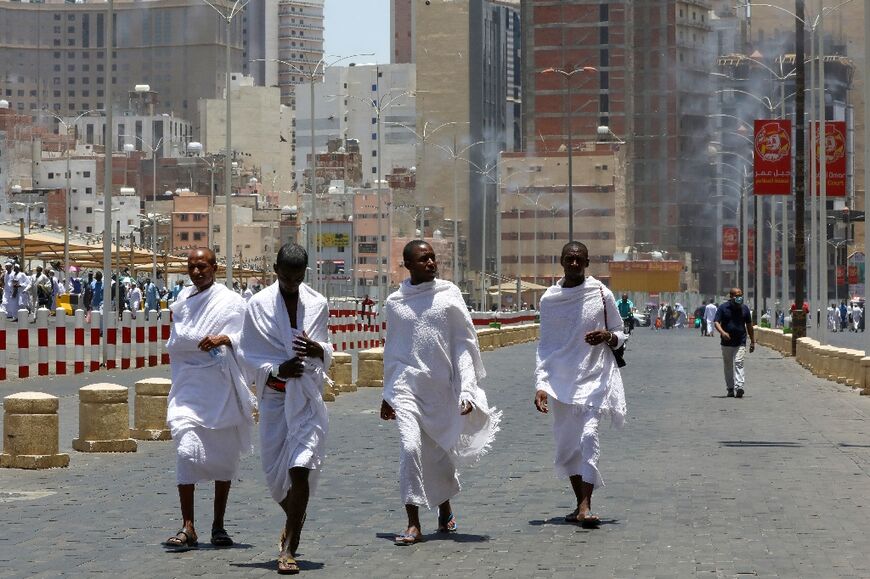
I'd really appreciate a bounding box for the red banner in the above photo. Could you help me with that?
[814,121,847,197]
[848,265,859,285]
[748,227,755,268]
[722,226,739,261]
[837,266,846,286]
[754,119,792,195]
[766,249,782,276]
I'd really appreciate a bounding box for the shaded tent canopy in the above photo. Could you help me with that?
[487,280,549,295]
[0,229,263,278]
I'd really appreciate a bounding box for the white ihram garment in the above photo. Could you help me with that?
[238,282,332,503]
[535,277,626,487]
[704,303,718,335]
[383,279,501,509]
[166,284,256,485]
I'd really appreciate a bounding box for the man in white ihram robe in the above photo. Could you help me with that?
[381,240,501,545]
[163,248,256,550]
[535,242,626,528]
[238,242,331,574]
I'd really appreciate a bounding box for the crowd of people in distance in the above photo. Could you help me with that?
[0,256,263,323]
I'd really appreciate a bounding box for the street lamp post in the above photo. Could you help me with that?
[331,87,417,302]
[252,53,374,294]
[200,0,250,286]
[119,132,165,281]
[541,66,598,241]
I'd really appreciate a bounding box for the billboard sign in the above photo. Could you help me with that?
[754,119,792,195]
[814,121,847,197]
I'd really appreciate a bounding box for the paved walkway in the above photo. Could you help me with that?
[2,330,870,577]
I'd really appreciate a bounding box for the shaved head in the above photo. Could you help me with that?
[189,247,217,266]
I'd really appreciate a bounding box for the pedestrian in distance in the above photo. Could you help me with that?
[163,248,256,552]
[534,242,627,528]
[238,242,332,575]
[617,292,634,335]
[713,288,755,398]
[696,301,707,336]
[380,240,501,546]
[704,299,718,337]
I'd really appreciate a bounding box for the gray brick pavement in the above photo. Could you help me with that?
[1,330,870,577]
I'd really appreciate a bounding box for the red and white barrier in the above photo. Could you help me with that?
[74,309,85,374]
[36,308,49,376]
[17,310,30,379]
[147,311,158,367]
[160,308,171,365]
[89,311,101,372]
[55,308,67,375]
[105,310,117,370]
[0,316,6,381]
[134,313,145,368]
[121,310,132,370]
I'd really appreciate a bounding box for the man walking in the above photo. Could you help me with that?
[617,293,634,335]
[381,240,501,546]
[163,248,256,551]
[534,242,627,528]
[696,302,707,336]
[239,243,332,574]
[704,299,718,338]
[714,288,755,398]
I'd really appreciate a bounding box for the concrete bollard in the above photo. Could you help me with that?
[330,352,355,393]
[844,350,864,388]
[861,357,870,395]
[0,392,70,469]
[476,328,494,352]
[356,347,384,388]
[72,383,137,452]
[130,378,172,441]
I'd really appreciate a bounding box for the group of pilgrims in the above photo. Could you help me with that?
[165,239,627,575]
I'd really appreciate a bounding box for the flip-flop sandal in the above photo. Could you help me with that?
[164,528,198,550]
[277,553,300,575]
[565,509,580,523]
[580,513,601,529]
[394,532,423,546]
[437,512,457,533]
[210,527,234,547]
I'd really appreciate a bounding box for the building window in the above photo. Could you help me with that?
[86,207,93,214]
[180,232,189,241]
[86,187,93,194]
[193,232,203,241]
[180,214,189,221]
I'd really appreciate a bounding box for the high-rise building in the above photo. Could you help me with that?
[0,0,245,123]
[276,0,325,107]
[413,0,521,283]
[521,0,718,293]
[293,63,417,191]
[390,0,414,64]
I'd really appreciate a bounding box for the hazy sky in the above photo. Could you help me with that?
[323,0,391,65]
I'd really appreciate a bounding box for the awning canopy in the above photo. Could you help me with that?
[487,280,549,294]
[0,228,264,278]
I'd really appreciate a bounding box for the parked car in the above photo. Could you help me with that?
[632,311,650,327]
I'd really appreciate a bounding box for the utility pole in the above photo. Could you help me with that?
[792,0,807,354]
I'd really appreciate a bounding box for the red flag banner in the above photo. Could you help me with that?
[722,226,739,261]
[837,266,846,287]
[748,227,755,268]
[848,265,859,285]
[814,121,847,197]
[754,119,792,195]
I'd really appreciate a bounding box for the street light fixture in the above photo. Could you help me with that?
[251,53,374,294]
[200,0,250,286]
[43,108,102,285]
[541,65,598,241]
